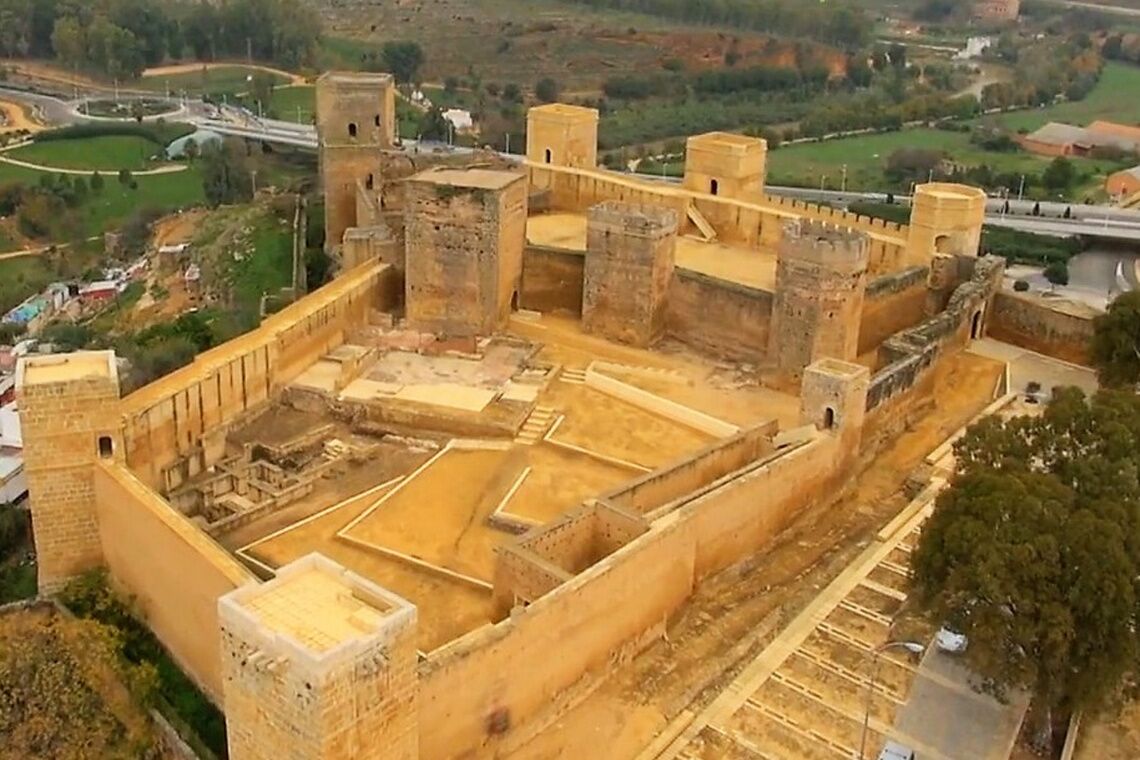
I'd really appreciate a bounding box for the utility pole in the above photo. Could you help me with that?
[820,174,827,191]
[246,37,253,64]
[841,164,848,193]
[1017,174,1026,201]
[505,132,511,155]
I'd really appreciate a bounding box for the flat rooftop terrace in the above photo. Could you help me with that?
[17,350,116,386]
[527,212,777,292]
[228,315,799,652]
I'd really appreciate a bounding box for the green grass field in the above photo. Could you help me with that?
[139,65,290,97]
[6,135,161,171]
[0,162,205,238]
[766,128,1125,197]
[0,256,55,313]
[983,63,1140,132]
[265,85,315,123]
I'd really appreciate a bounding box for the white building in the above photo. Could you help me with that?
[0,400,25,504]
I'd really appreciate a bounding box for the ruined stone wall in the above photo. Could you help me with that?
[119,263,393,491]
[770,222,870,378]
[665,269,773,362]
[988,291,1096,365]
[94,460,255,705]
[582,202,677,347]
[858,266,930,356]
[404,172,528,336]
[16,352,121,592]
[519,245,585,315]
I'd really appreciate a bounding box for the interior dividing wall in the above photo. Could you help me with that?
[665,269,774,362]
[520,245,586,315]
[118,263,393,490]
[417,431,848,759]
[94,460,256,705]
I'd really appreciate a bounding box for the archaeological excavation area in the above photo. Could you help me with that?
[14,77,1028,760]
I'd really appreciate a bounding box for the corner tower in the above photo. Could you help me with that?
[582,201,678,347]
[219,554,419,760]
[906,182,986,265]
[800,358,870,471]
[526,104,599,168]
[682,131,767,198]
[317,72,396,254]
[16,351,121,592]
[769,221,870,380]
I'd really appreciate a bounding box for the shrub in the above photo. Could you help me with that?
[1013,279,1030,292]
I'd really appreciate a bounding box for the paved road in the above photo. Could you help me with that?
[1055,0,1140,16]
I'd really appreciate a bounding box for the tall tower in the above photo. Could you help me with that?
[769,220,870,380]
[404,167,528,336]
[682,131,767,199]
[906,182,986,265]
[219,554,419,760]
[317,72,396,254]
[582,201,678,347]
[526,104,599,168]
[15,351,121,592]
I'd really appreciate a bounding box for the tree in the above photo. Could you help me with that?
[379,41,424,84]
[502,83,522,103]
[913,388,1140,752]
[200,139,253,208]
[183,138,199,163]
[1091,290,1140,388]
[535,77,560,103]
[117,168,132,186]
[1043,157,1076,191]
[418,105,449,141]
[90,171,104,193]
[1044,261,1069,288]
[250,72,276,114]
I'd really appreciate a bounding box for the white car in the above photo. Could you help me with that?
[936,626,969,654]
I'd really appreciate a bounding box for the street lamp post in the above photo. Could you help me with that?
[859,640,925,760]
[841,164,848,193]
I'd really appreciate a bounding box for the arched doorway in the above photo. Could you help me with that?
[544,148,552,164]
[934,234,953,254]
[971,309,984,339]
[511,291,519,311]
[710,178,719,196]
[823,407,836,429]
[348,122,358,138]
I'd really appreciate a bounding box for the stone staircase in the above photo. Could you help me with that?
[559,367,588,385]
[515,405,556,445]
[686,203,718,242]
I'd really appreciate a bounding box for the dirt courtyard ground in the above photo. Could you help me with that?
[512,349,1006,759]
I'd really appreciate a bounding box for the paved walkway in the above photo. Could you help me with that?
[0,152,189,176]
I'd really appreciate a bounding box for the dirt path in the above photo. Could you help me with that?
[0,100,43,133]
[142,62,307,86]
[513,350,1005,760]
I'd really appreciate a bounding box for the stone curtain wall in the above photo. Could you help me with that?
[94,460,256,704]
[988,291,1096,365]
[858,266,931,357]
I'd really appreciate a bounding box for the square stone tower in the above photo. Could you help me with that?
[800,358,870,471]
[769,221,870,381]
[15,351,121,592]
[682,131,767,198]
[526,104,599,168]
[219,554,418,760]
[582,201,678,347]
[317,72,397,254]
[404,167,528,336]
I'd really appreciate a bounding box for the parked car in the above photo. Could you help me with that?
[936,626,969,654]
[879,740,916,760]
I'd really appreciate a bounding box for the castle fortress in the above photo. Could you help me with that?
[17,71,1001,759]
